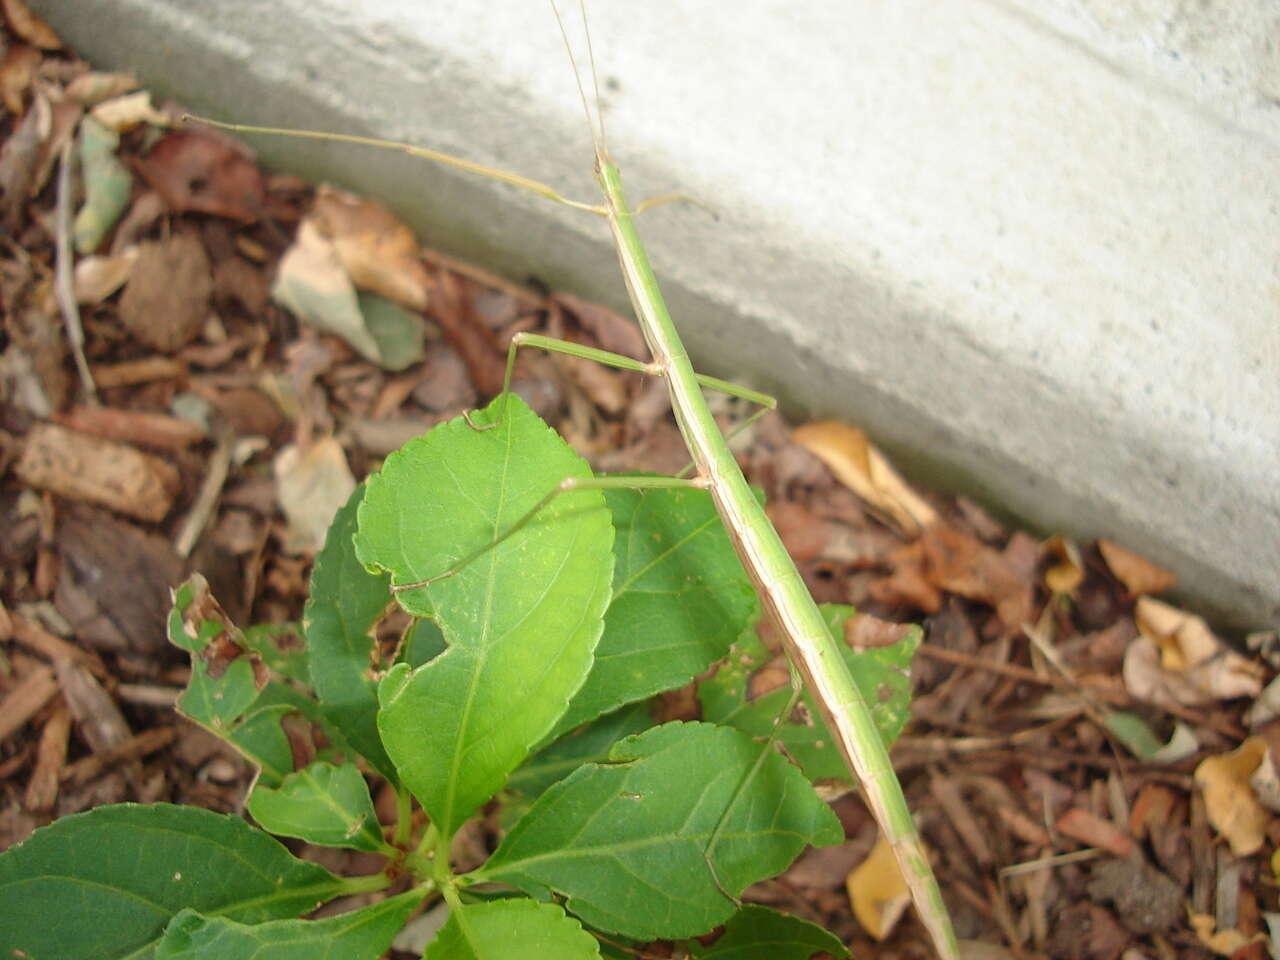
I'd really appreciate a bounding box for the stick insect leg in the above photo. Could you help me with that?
[390,474,708,594]
[464,330,777,432]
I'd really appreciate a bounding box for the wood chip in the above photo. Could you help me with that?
[0,664,57,744]
[61,725,176,785]
[89,355,185,388]
[1055,807,1134,857]
[14,422,180,522]
[23,700,70,811]
[53,405,206,451]
[55,659,132,756]
[9,611,106,676]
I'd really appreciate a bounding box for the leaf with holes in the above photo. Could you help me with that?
[475,721,841,940]
[356,395,614,838]
[700,604,918,783]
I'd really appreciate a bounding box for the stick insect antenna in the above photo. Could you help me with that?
[548,0,608,156]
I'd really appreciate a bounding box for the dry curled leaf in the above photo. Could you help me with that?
[1189,912,1267,955]
[1194,737,1272,856]
[1125,597,1265,708]
[846,831,911,940]
[904,522,1035,629]
[1098,539,1176,596]
[792,420,937,536]
[1043,534,1083,595]
[312,185,430,310]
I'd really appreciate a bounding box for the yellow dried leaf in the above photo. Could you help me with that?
[1097,539,1176,596]
[89,90,168,132]
[792,420,937,536]
[312,185,430,310]
[1189,912,1266,955]
[1194,738,1270,857]
[1043,535,1083,595]
[846,832,911,940]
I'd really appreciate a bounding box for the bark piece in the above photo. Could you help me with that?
[15,422,179,522]
[54,405,206,451]
[55,659,132,756]
[55,503,186,653]
[24,701,70,811]
[0,664,57,743]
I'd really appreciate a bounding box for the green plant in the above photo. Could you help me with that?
[0,394,920,958]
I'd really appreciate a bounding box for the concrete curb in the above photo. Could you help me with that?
[34,0,1280,629]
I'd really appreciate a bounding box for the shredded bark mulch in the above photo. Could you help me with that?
[1,4,1276,956]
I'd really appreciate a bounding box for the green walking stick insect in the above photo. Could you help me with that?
[190,3,958,954]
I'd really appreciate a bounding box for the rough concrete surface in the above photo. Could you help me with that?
[32,0,1279,629]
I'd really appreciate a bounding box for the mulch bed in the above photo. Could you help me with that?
[1,3,1276,956]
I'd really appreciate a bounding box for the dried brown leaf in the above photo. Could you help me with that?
[1128,597,1265,705]
[312,185,430,310]
[792,420,937,535]
[552,290,647,360]
[0,43,41,115]
[846,831,911,941]
[65,71,140,107]
[1098,539,1177,596]
[135,131,265,222]
[922,522,1035,629]
[1194,737,1271,856]
[118,233,213,352]
[2,0,62,49]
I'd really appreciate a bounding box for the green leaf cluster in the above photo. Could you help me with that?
[0,394,915,958]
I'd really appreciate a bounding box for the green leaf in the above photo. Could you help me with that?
[508,701,653,799]
[400,615,446,667]
[359,291,425,371]
[168,576,342,787]
[242,622,310,687]
[550,484,758,737]
[247,760,388,853]
[688,905,848,959]
[74,117,132,253]
[0,803,344,960]
[357,395,614,837]
[477,722,842,940]
[304,484,397,782]
[700,604,919,783]
[155,888,425,960]
[423,899,600,960]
